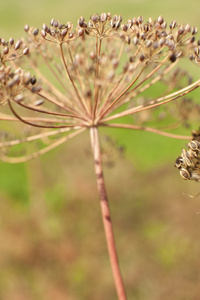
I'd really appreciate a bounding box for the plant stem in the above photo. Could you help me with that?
[90,126,127,300]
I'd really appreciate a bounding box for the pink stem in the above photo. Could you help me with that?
[90,126,127,300]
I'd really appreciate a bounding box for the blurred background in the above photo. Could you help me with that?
[1,0,200,299]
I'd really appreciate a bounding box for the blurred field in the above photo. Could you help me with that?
[1,0,200,299]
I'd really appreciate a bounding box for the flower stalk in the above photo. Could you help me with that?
[90,126,127,300]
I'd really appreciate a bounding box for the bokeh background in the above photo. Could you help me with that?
[1,0,200,299]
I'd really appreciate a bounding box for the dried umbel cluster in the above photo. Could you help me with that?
[121,16,198,63]
[175,130,200,181]
[0,13,200,163]
[0,37,29,64]
[0,65,39,107]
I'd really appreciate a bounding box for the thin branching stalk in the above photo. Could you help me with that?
[38,44,70,94]
[23,56,73,105]
[67,44,88,107]
[13,99,80,119]
[0,114,81,124]
[116,56,177,107]
[98,60,141,114]
[102,79,200,122]
[1,127,85,163]
[99,54,171,120]
[8,98,81,129]
[101,123,191,140]
[0,126,82,147]
[99,62,148,119]
[126,61,178,103]
[60,43,91,117]
[24,85,81,116]
[93,38,102,119]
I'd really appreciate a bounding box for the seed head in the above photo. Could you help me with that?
[0,13,200,165]
[175,130,200,181]
[24,24,29,32]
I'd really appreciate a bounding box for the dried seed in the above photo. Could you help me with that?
[190,36,195,43]
[30,76,37,85]
[133,37,138,45]
[100,12,107,22]
[89,51,96,60]
[33,99,44,106]
[61,28,68,37]
[33,28,39,36]
[189,140,200,151]
[78,28,85,37]
[192,26,197,35]
[175,156,182,169]
[180,168,190,180]
[3,47,9,55]
[14,94,24,102]
[15,41,21,50]
[1,38,6,46]
[23,47,29,55]
[9,38,14,46]
[158,38,165,47]
[8,75,20,87]
[42,24,48,31]
[170,20,177,29]
[41,30,46,38]
[178,27,184,35]
[121,24,128,31]
[169,52,176,63]
[69,33,74,39]
[53,20,59,28]
[137,16,143,24]
[24,24,29,32]
[139,54,145,61]
[31,85,41,93]
[158,16,164,25]
[50,18,55,26]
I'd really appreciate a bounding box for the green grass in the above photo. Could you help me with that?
[0,162,28,202]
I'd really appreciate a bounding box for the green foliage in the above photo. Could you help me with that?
[0,162,28,202]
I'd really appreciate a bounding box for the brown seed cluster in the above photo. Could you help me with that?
[0,37,29,64]
[192,44,200,63]
[0,13,200,163]
[175,130,200,181]
[78,13,122,38]
[40,20,77,43]
[121,16,198,62]
[0,64,39,109]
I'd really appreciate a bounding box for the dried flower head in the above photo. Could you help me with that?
[0,37,29,65]
[0,14,200,164]
[175,129,200,181]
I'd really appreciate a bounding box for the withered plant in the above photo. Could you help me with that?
[175,129,200,181]
[1,13,200,300]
